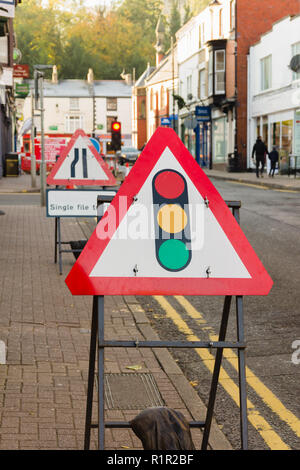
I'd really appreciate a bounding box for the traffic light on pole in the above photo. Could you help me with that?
[152,169,192,272]
[111,121,121,151]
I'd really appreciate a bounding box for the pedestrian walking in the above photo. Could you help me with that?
[268,146,279,177]
[252,136,269,178]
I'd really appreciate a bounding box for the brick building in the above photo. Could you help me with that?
[236,0,300,169]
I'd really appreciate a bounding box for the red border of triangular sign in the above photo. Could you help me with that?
[47,129,117,186]
[65,127,273,296]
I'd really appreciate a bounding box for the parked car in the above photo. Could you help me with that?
[117,146,141,165]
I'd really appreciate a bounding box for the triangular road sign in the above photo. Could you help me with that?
[47,129,117,186]
[65,127,273,296]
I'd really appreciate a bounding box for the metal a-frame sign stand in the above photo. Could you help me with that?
[65,128,272,451]
[82,200,248,451]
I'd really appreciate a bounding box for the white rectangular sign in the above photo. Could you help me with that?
[0,67,13,87]
[46,189,116,217]
[0,1,15,18]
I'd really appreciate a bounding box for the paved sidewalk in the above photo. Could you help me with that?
[1,169,300,195]
[0,201,231,450]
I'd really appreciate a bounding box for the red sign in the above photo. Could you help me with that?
[13,64,30,78]
[47,129,117,186]
[34,137,66,162]
[65,127,273,297]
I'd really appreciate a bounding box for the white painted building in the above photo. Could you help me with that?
[145,47,178,140]
[20,75,132,154]
[248,14,300,172]
[176,0,236,167]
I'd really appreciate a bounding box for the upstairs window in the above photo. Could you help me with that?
[208,47,226,96]
[215,50,225,94]
[107,97,117,111]
[69,97,79,110]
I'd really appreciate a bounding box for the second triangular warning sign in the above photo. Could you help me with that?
[65,127,273,296]
[47,129,117,186]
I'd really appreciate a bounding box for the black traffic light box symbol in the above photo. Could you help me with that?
[152,169,192,272]
[111,121,122,151]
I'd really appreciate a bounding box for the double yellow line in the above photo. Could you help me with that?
[153,295,300,450]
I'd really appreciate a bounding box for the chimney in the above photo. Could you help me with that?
[52,65,58,84]
[87,68,94,84]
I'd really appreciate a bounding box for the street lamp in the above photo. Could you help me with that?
[34,64,53,207]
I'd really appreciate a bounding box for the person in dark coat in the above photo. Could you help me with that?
[268,146,279,177]
[252,136,269,178]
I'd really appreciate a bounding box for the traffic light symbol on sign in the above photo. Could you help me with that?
[111,121,121,151]
[152,169,192,272]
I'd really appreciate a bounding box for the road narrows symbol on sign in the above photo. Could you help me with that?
[47,129,117,187]
[65,127,273,296]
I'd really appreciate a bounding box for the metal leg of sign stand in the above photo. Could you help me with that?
[236,295,248,449]
[57,217,63,275]
[201,295,232,450]
[54,217,58,264]
[201,295,248,450]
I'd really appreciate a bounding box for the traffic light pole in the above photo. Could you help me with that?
[83,200,249,451]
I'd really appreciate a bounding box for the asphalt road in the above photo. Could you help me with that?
[138,179,300,450]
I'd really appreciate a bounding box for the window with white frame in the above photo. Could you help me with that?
[219,9,223,37]
[260,55,272,91]
[215,50,225,94]
[187,75,192,98]
[208,50,213,96]
[107,97,117,111]
[199,23,205,49]
[292,42,300,81]
[65,115,83,133]
[69,97,79,110]
[230,0,235,30]
[198,69,206,99]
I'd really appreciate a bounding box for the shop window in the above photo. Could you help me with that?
[213,117,227,163]
[281,120,293,154]
[260,55,272,91]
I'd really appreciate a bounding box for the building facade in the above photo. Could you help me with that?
[248,14,300,172]
[145,46,178,140]
[236,0,300,169]
[20,74,132,156]
[176,0,236,169]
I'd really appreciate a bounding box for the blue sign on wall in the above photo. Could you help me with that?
[160,117,172,127]
[195,106,211,122]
